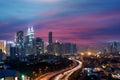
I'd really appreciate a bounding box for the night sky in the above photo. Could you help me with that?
[0,0,120,45]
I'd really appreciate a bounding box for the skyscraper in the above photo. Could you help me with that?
[0,40,6,53]
[10,46,19,60]
[25,26,35,56]
[61,43,77,55]
[47,32,54,54]
[49,32,53,44]
[110,41,118,54]
[27,26,34,42]
[15,31,24,60]
[0,49,2,61]
[6,41,15,56]
[53,41,61,56]
[16,31,24,43]
[33,37,44,54]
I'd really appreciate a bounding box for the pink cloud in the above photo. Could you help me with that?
[1,10,120,46]
[32,11,120,45]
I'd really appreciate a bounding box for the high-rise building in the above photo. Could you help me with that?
[24,26,35,56]
[47,32,54,54]
[0,49,2,61]
[61,43,77,55]
[27,26,34,42]
[15,31,25,59]
[0,40,6,53]
[16,31,24,43]
[47,44,54,54]
[49,32,53,44]
[33,37,44,54]
[6,41,15,56]
[53,41,62,56]
[10,47,19,60]
[24,35,32,56]
[14,33,17,43]
[110,41,118,54]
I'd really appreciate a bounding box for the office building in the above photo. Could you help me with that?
[49,32,53,44]
[33,37,44,54]
[10,47,19,60]
[61,43,77,55]
[0,49,2,61]
[47,44,54,54]
[53,41,62,56]
[107,41,119,54]
[16,31,24,44]
[0,40,6,53]
[16,31,24,56]
[47,32,54,54]
[27,26,34,42]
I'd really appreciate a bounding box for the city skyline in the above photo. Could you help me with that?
[0,0,120,46]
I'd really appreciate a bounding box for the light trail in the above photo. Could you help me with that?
[35,60,78,80]
[52,60,82,80]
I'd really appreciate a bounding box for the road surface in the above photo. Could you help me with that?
[52,60,82,80]
[35,60,78,80]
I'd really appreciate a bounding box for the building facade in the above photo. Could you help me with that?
[0,40,6,53]
[33,37,44,54]
[49,32,53,44]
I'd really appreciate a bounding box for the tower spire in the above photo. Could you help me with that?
[27,26,31,36]
[30,25,34,33]
[27,25,35,42]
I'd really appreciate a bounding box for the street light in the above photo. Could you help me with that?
[21,74,24,80]
[81,53,84,56]
[88,52,91,56]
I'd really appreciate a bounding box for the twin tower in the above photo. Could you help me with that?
[27,26,34,42]
[15,26,35,44]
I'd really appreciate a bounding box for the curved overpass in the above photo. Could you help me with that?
[51,60,82,80]
[35,59,79,80]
